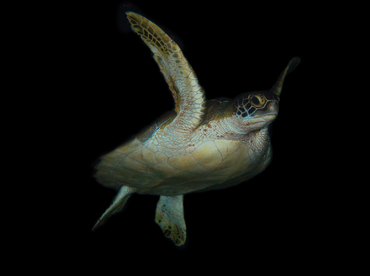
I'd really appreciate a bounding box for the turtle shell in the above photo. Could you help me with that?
[94,120,271,196]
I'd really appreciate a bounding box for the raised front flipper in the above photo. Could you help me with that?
[92,186,135,231]
[155,195,186,246]
[126,12,206,134]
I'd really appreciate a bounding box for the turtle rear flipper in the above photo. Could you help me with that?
[92,186,135,231]
[155,195,186,246]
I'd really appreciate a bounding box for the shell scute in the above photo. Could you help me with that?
[98,150,124,170]
[168,153,209,174]
[132,172,163,188]
[128,146,158,165]
[154,152,168,163]
[214,161,248,177]
[113,158,146,179]
[116,138,143,157]
[215,143,248,171]
[191,141,223,171]
[148,163,183,179]
[148,144,158,152]
[213,140,240,161]
[215,144,250,176]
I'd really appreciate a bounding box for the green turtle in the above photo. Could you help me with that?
[93,11,300,246]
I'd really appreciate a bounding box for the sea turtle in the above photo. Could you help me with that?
[93,11,300,246]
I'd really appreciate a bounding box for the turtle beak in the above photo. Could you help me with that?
[266,100,279,116]
[270,57,300,99]
[254,100,279,121]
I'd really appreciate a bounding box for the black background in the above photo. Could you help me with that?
[38,0,338,271]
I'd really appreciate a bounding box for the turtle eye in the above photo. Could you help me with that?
[249,95,266,108]
[250,96,260,106]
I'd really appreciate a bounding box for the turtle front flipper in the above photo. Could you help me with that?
[155,195,186,246]
[92,186,135,231]
[126,12,206,133]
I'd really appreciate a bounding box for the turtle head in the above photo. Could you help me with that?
[232,91,279,132]
[230,57,300,133]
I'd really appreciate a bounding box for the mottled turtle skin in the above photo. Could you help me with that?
[93,12,300,246]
